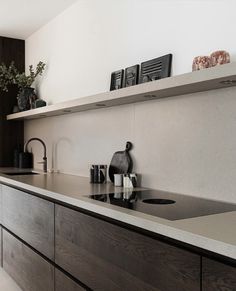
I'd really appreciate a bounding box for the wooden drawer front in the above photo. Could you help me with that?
[3,230,54,291]
[202,257,236,291]
[55,269,86,291]
[55,205,200,291]
[2,185,54,259]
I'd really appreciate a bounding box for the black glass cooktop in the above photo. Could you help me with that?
[87,189,236,221]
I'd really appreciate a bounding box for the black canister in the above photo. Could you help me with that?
[90,167,95,183]
[19,152,33,169]
[90,165,107,184]
[13,149,20,168]
[98,165,107,183]
[93,165,99,183]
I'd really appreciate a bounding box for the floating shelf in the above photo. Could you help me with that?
[7,62,236,121]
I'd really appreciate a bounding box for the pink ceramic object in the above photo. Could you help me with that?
[210,50,230,66]
[192,56,211,71]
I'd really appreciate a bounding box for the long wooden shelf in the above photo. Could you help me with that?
[7,62,236,121]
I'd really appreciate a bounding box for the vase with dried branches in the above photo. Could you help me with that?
[0,61,45,111]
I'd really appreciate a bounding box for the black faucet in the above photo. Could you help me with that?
[24,138,47,173]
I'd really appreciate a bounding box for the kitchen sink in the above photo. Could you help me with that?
[5,171,39,176]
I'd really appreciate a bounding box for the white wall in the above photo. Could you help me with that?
[25,0,236,203]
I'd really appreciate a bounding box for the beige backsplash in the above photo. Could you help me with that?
[25,86,236,204]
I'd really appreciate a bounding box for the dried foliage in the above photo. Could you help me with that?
[0,61,46,92]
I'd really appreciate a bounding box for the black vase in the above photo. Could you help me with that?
[17,87,37,111]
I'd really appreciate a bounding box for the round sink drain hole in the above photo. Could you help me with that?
[142,199,176,205]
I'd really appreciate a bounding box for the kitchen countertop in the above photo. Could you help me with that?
[0,168,235,261]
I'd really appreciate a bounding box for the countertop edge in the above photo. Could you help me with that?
[0,174,235,261]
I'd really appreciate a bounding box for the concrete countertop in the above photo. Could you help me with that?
[0,168,235,260]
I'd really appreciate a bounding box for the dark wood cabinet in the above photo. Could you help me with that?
[55,269,86,291]
[2,229,54,291]
[0,184,235,291]
[202,257,236,291]
[2,185,54,260]
[0,36,24,167]
[55,205,200,291]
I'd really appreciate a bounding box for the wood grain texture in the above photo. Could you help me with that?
[0,36,24,70]
[2,230,54,291]
[2,185,54,260]
[55,205,200,291]
[202,257,236,291]
[55,269,86,291]
[0,36,24,167]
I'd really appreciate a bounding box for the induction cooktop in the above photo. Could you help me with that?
[87,189,236,220]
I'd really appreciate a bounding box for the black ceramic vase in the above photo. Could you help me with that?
[17,87,37,111]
